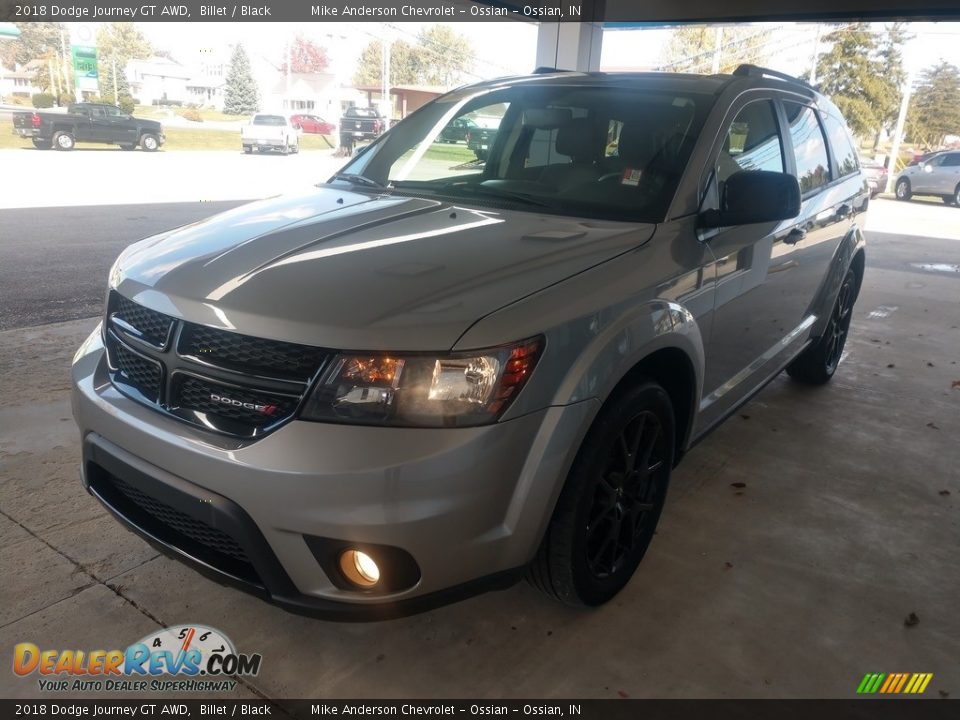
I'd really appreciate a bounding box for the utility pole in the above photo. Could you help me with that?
[885,67,916,194]
[809,24,822,86]
[711,27,724,74]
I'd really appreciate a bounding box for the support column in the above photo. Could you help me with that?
[535,21,605,72]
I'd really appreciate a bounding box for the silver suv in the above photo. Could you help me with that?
[895,150,960,206]
[72,65,868,618]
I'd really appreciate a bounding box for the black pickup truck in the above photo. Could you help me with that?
[13,103,165,151]
[338,106,385,141]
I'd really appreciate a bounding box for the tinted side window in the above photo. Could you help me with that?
[822,113,859,178]
[717,100,785,187]
[784,102,831,193]
[941,154,960,167]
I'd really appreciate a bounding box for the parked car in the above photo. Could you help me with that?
[241,114,300,155]
[339,106,384,141]
[859,155,888,197]
[465,116,501,161]
[73,65,868,619]
[895,151,960,205]
[290,114,335,135]
[12,103,164,151]
[438,116,478,143]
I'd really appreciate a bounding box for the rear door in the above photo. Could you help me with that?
[932,152,960,194]
[68,105,96,141]
[913,153,946,194]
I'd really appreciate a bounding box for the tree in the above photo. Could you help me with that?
[353,39,419,87]
[223,44,260,115]
[95,22,152,65]
[412,25,474,87]
[662,25,772,74]
[282,35,329,74]
[0,22,66,69]
[874,23,909,143]
[353,26,474,88]
[907,62,960,147]
[98,57,135,112]
[811,24,893,140]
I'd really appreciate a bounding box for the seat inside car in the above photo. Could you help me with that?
[537,117,603,191]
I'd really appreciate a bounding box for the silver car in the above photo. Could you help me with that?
[72,65,868,618]
[895,150,960,205]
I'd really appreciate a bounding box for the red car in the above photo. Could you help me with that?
[290,114,335,135]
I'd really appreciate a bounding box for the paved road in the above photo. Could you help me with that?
[1,197,957,331]
[0,201,246,330]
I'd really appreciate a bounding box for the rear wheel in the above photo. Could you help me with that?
[527,381,674,607]
[243,145,253,154]
[52,131,75,151]
[953,185,960,207]
[895,178,911,201]
[787,269,857,385]
[32,138,51,150]
[140,133,159,152]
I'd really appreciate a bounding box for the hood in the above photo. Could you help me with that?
[113,185,654,350]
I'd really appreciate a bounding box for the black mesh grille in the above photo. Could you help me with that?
[177,375,298,427]
[112,339,162,401]
[112,294,173,347]
[180,324,325,381]
[110,474,250,564]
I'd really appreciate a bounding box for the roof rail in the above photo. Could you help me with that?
[732,64,816,91]
[532,66,573,74]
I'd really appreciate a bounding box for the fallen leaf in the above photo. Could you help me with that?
[740,414,751,420]
[724,562,734,570]
[376,654,385,662]
[927,362,935,367]
[731,482,747,488]
[926,422,940,430]
[939,490,951,496]
[904,612,920,627]
[951,380,960,389]
[617,690,630,698]
[887,363,896,369]
[939,690,950,698]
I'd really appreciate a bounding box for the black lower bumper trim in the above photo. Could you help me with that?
[83,437,523,621]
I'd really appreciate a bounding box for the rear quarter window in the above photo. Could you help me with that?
[822,113,860,179]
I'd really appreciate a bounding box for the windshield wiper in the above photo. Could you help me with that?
[329,173,391,190]
[439,183,555,209]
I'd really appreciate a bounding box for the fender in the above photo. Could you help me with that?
[807,222,867,339]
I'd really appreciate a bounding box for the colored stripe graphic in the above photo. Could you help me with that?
[857,672,933,694]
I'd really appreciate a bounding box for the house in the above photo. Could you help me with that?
[0,65,40,100]
[126,56,191,105]
[352,84,446,121]
[262,72,340,120]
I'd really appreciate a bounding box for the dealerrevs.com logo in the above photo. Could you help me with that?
[13,625,262,693]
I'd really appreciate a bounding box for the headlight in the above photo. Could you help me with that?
[300,337,543,427]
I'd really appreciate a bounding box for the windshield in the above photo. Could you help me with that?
[339,82,713,222]
[252,115,286,126]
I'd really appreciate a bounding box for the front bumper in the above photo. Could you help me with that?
[72,328,596,619]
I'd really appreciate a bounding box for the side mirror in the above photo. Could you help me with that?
[922,164,933,173]
[700,170,801,229]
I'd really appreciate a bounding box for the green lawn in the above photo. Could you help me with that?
[2,122,335,151]
[423,142,476,164]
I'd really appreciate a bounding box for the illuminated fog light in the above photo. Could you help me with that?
[340,549,380,588]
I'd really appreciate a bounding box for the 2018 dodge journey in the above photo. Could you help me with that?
[72,65,868,619]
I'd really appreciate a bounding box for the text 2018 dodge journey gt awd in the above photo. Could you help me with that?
[72,65,868,619]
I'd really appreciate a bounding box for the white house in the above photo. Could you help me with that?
[0,65,40,100]
[262,72,340,120]
[126,56,191,105]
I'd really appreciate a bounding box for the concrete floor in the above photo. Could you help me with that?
[1,198,958,700]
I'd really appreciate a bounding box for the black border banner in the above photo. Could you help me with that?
[0,700,957,719]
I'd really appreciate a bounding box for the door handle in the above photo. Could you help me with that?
[784,227,806,245]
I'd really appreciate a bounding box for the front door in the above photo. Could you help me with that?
[698,96,806,429]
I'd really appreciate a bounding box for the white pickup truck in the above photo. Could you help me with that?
[241,114,300,155]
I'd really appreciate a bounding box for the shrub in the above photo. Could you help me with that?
[180,107,202,122]
[117,95,136,115]
[32,93,55,108]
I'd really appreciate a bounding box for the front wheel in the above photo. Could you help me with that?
[895,178,911,201]
[52,131,75,151]
[140,133,160,152]
[787,269,857,385]
[527,381,674,607]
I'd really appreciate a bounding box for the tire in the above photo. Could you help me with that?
[786,269,857,385]
[52,131,75,151]
[32,138,51,150]
[140,133,160,152]
[895,178,911,201]
[281,141,289,155]
[527,380,675,607]
[951,185,960,207]
[243,145,252,154]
